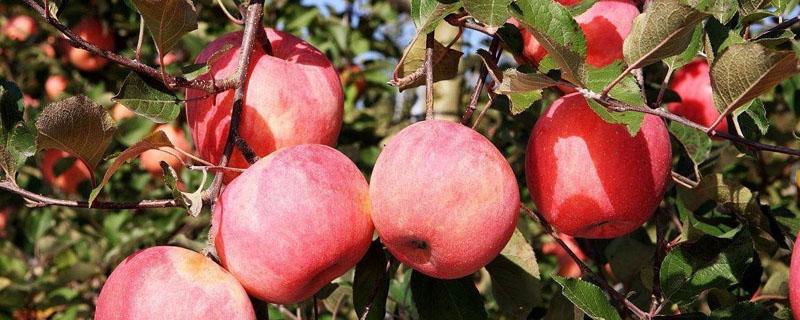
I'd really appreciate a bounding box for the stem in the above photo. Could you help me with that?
[135,16,145,61]
[425,31,435,120]
[653,68,674,108]
[217,0,244,24]
[462,37,500,125]
[0,180,181,209]
[601,64,635,98]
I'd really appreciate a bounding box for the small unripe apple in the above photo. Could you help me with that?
[789,232,800,320]
[212,144,373,304]
[110,103,135,121]
[65,18,114,72]
[668,59,728,133]
[45,75,68,100]
[186,28,343,182]
[370,120,520,279]
[513,0,639,68]
[140,124,191,176]
[3,15,36,41]
[541,233,586,277]
[41,149,92,195]
[525,93,671,238]
[95,246,255,320]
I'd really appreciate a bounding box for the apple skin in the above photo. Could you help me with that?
[668,59,729,133]
[790,232,800,320]
[212,144,373,304]
[512,0,639,68]
[110,103,136,121]
[95,246,255,320]
[45,75,68,100]
[370,120,520,279]
[525,93,671,238]
[140,124,192,176]
[41,149,92,195]
[65,18,114,72]
[541,233,586,277]
[186,28,343,182]
[3,15,36,41]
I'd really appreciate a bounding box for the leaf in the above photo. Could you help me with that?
[131,0,198,54]
[392,34,463,91]
[659,231,754,305]
[486,229,541,319]
[510,0,587,85]
[623,0,708,70]
[604,233,654,284]
[664,24,704,70]
[88,131,175,205]
[113,72,181,123]
[687,0,737,24]
[736,0,770,17]
[353,241,391,320]
[463,0,512,30]
[543,290,583,320]
[0,79,24,144]
[161,162,206,217]
[669,121,712,180]
[0,79,31,180]
[552,276,622,320]
[711,43,799,115]
[584,63,646,135]
[410,271,488,320]
[732,99,769,156]
[507,91,541,115]
[411,0,461,34]
[496,69,558,93]
[36,96,116,174]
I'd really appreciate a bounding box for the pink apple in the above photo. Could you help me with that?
[65,18,114,72]
[95,246,255,320]
[789,231,800,320]
[45,75,68,100]
[212,144,373,304]
[186,28,343,182]
[42,149,92,195]
[525,93,671,238]
[668,59,729,133]
[3,15,36,41]
[140,124,192,176]
[370,120,520,279]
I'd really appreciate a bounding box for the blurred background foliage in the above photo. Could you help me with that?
[0,0,800,319]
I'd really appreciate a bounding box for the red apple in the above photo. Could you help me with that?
[668,59,728,133]
[790,232,800,320]
[525,93,671,238]
[0,207,13,238]
[186,28,343,182]
[45,75,68,100]
[65,18,114,72]
[541,233,587,277]
[95,246,255,320]
[41,149,92,195]
[110,103,136,121]
[140,124,192,176]
[513,0,639,68]
[3,15,36,42]
[370,120,520,279]
[212,144,373,304]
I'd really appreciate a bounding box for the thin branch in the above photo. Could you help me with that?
[520,204,649,319]
[462,37,500,125]
[235,136,261,165]
[754,16,799,40]
[135,15,145,61]
[0,180,181,209]
[649,210,668,317]
[425,31,435,120]
[471,96,494,130]
[601,64,635,98]
[444,15,494,36]
[653,68,674,108]
[217,0,244,24]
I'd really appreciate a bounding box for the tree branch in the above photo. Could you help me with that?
[462,37,500,125]
[0,180,181,209]
[425,31,435,120]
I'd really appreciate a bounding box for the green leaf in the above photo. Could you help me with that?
[507,91,541,115]
[543,290,583,320]
[88,131,176,205]
[113,72,181,123]
[411,0,461,34]
[0,79,24,144]
[161,162,206,217]
[410,271,488,320]
[584,63,646,135]
[711,43,800,114]
[604,234,654,284]
[664,24,704,70]
[687,0,737,24]
[510,0,587,85]
[732,99,769,156]
[463,0,512,30]
[623,0,708,69]
[131,0,198,54]
[736,0,770,17]
[552,276,622,320]
[660,231,754,304]
[496,69,559,93]
[486,229,541,318]
[36,96,116,173]
[669,121,712,179]
[392,34,463,91]
[0,79,28,180]
[353,241,391,320]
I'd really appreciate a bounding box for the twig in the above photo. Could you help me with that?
[471,96,494,130]
[135,16,145,61]
[425,31,435,120]
[653,68,674,108]
[462,37,500,125]
[601,64,635,98]
[0,180,181,209]
[649,210,668,316]
[235,136,260,165]
[520,204,649,319]
[217,0,244,24]
[444,15,494,36]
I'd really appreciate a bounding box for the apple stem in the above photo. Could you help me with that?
[425,31,435,120]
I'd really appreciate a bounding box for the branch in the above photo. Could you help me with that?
[235,136,261,165]
[0,180,181,209]
[425,31,435,119]
[520,204,649,320]
[649,210,668,316]
[462,37,500,125]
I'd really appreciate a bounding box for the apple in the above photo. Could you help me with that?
[3,15,36,41]
[65,18,114,72]
[512,0,639,68]
[110,103,136,121]
[45,75,68,100]
[541,233,587,277]
[185,28,343,182]
[212,144,373,304]
[140,124,192,176]
[0,207,13,238]
[525,93,671,238]
[41,149,92,195]
[95,246,255,320]
[789,233,800,320]
[668,59,728,133]
[370,120,520,279]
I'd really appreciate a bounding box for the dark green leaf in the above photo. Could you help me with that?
[623,0,708,69]
[353,241,391,320]
[411,0,461,34]
[113,72,181,123]
[410,271,488,320]
[552,276,621,320]
[463,0,512,30]
[486,229,541,318]
[131,0,198,54]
